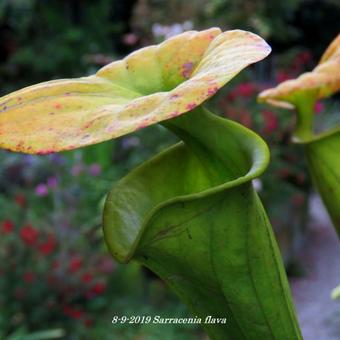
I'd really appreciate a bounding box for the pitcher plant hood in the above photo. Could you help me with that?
[0,28,270,154]
[258,33,340,109]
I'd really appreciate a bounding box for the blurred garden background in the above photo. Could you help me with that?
[0,0,339,339]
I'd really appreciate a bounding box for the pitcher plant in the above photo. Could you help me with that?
[259,34,340,236]
[0,28,302,339]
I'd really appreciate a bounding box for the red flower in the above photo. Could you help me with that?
[276,71,292,83]
[81,273,93,284]
[20,224,39,246]
[63,305,83,319]
[235,82,256,97]
[314,101,325,114]
[15,194,26,208]
[69,256,82,273]
[38,234,56,255]
[91,282,106,295]
[2,219,14,234]
[262,110,278,134]
[226,91,237,102]
[23,272,35,283]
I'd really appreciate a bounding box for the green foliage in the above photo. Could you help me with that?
[0,148,201,339]
[0,0,130,94]
[199,0,302,41]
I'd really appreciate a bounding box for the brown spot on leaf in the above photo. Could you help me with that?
[207,86,219,95]
[185,103,196,110]
[181,62,194,79]
[170,94,180,100]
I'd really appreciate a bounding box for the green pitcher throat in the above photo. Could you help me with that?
[103,107,302,339]
[295,125,340,236]
[303,130,340,236]
[290,97,340,236]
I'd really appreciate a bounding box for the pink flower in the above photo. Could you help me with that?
[47,176,58,189]
[97,257,115,273]
[123,33,138,46]
[35,183,49,196]
[89,164,101,176]
[314,101,324,114]
[71,164,84,176]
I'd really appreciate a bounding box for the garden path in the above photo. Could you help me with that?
[290,195,340,340]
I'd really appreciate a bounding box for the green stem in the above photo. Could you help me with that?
[294,96,316,141]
